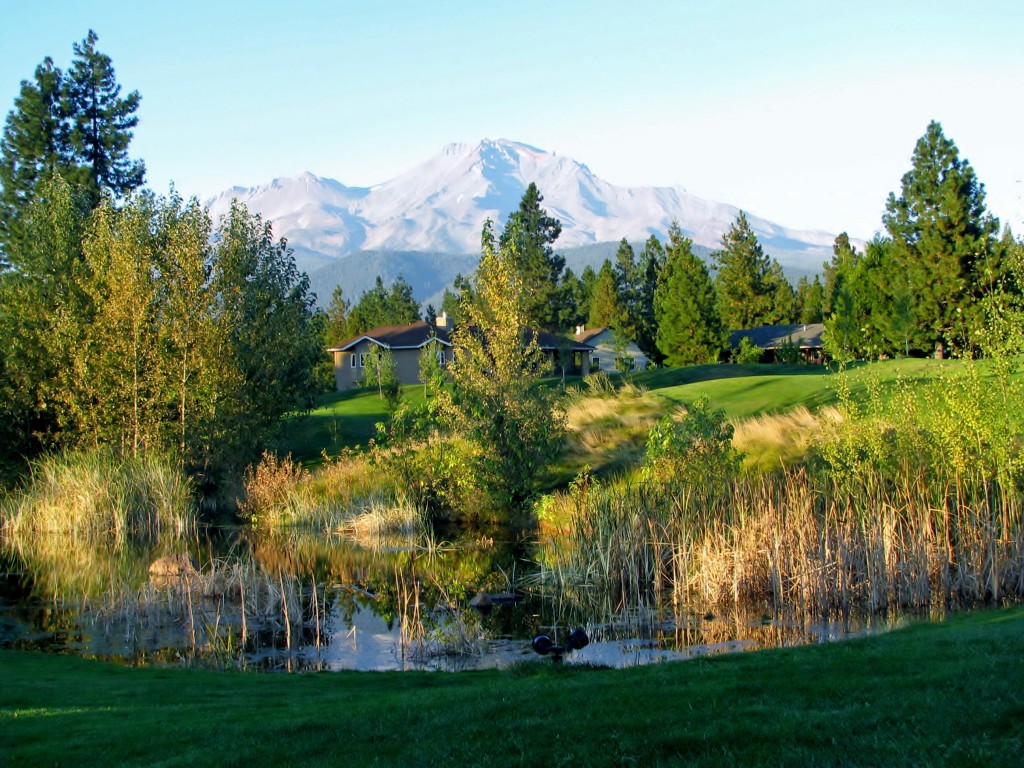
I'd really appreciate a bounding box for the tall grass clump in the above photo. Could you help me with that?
[2,448,195,547]
[241,450,426,539]
[1,449,196,598]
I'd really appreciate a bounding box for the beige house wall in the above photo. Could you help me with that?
[587,331,648,373]
[332,341,453,390]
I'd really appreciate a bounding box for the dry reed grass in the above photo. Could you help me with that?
[543,464,1024,619]
[732,406,828,472]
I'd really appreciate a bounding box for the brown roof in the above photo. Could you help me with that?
[572,326,610,344]
[329,321,452,352]
[330,322,593,353]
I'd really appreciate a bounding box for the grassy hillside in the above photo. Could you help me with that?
[2,606,1021,766]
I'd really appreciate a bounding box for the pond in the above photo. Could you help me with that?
[0,523,901,671]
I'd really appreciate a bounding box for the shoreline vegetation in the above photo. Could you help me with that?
[2,606,1021,766]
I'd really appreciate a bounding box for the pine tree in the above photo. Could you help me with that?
[634,235,666,362]
[795,275,824,324]
[1,32,145,260]
[0,58,69,259]
[587,260,622,328]
[882,120,999,356]
[764,259,797,324]
[712,211,774,329]
[324,286,351,344]
[654,224,725,366]
[63,30,145,204]
[499,182,564,330]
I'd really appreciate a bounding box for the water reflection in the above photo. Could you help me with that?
[0,523,906,671]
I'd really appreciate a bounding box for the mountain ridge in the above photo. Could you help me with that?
[205,139,847,306]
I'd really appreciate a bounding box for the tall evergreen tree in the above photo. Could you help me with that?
[324,285,351,344]
[795,275,824,324]
[347,275,420,334]
[712,211,774,329]
[499,182,564,330]
[587,259,622,328]
[634,235,666,362]
[0,58,69,259]
[655,224,725,366]
[63,30,145,204]
[557,266,588,330]
[822,233,860,318]
[0,32,144,261]
[882,120,999,356]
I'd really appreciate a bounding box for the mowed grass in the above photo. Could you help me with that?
[639,358,947,419]
[1,606,1021,766]
[276,385,427,464]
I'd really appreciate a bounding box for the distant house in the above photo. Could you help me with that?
[572,325,649,373]
[329,314,454,390]
[328,313,595,389]
[728,323,825,363]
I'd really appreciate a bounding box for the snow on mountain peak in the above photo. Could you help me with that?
[205,139,842,274]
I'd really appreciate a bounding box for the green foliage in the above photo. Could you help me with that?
[0,183,321,479]
[499,182,565,330]
[795,274,824,324]
[883,120,1000,356]
[346,274,420,335]
[712,211,794,329]
[62,30,145,204]
[731,336,764,364]
[775,337,801,365]
[360,345,401,411]
[0,31,144,257]
[654,223,725,365]
[586,259,622,328]
[644,395,741,487]
[418,339,447,398]
[0,174,90,460]
[322,285,351,345]
[441,219,566,514]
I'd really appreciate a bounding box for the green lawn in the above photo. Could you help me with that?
[275,385,425,464]
[639,358,948,419]
[2,606,1021,766]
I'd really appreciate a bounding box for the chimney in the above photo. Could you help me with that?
[575,324,584,336]
[437,311,448,328]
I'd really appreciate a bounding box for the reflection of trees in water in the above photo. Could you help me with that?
[2,518,919,667]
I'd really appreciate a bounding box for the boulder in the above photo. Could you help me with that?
[148,554,199,586]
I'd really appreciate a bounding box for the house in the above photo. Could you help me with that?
[329,314,454,390]
[328,313,595,389]
[532,329,595,377]
[572,325,649,373]
[728,323,826,363]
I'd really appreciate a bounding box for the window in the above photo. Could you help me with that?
[349,354,356,369]
[359,353,367,368]
[436,350,446,367]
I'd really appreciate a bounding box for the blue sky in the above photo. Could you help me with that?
[2,0,1022,240]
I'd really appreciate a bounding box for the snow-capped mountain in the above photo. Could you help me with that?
[205,139,844,305]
